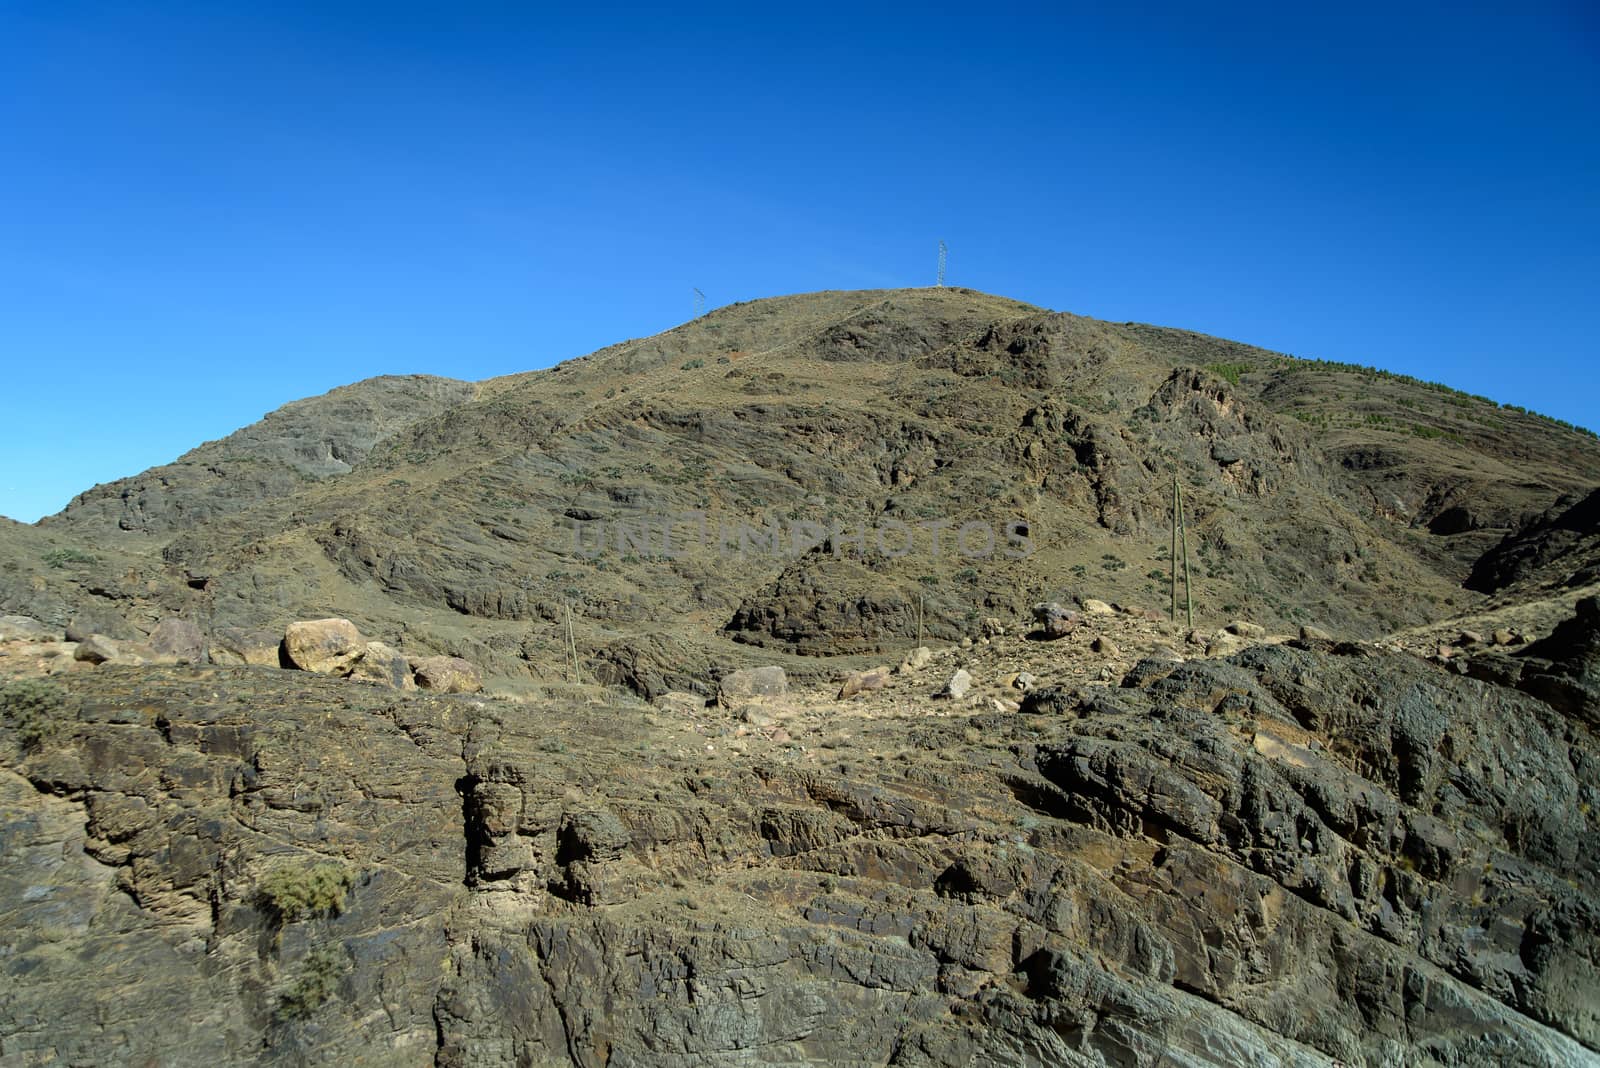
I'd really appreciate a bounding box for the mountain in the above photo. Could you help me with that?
[7,287,1598,692]
[2,288,1598,1066]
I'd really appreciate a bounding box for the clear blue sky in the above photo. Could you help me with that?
[2,3,1597,522]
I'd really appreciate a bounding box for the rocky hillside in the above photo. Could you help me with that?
[4,288,1596,695]
[1,286,1598,1065]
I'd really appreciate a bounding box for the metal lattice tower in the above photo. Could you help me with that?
[936,241,947,287]
[693,288,706,317]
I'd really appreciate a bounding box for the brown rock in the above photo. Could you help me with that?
[411,655,483,694]
[1492,629,1517,647]
[652,691,707,715]
[1299,624,1333,642]
[209,627,283,667]
[283,618,365,674]
[1226,620,1266,638]
[348,641,415,689]
[73,634,121,665]
[1082,599,1114,615]
[837,667,891,700]
[0,616,55,643]
[1091,636,1120,657]
[719,666,787,703]
[897,647,932,673]
[146,618,207,664]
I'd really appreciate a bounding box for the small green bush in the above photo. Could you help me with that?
[680,358,705,370]
[0,678,72,751]
[41,548,97,569]
[1204,362,1250,386]
[276,943,346,1021]
[257,860,354,923]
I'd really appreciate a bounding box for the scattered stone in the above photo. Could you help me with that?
[1436,644,1460,660]
[897,646,932,673]
[73,634,121,665]
[1492,629,1517,647]
[1299,624,1333,642]
[1019,685,1076,716]
[1082,599,1114,615]
[652,691,707,715]
[0,615,54,643]
[740,706,779,728]
[979,617,1005,637]
[1007,671,1037,692]
[283,618,365,674]
[1458,630,1485,647]
[209,626,283,667]
[959,637,973,650]
[1226,620,1266,639]
[837,667,891,700]
[1206,633,1250,658]
[1121,657,1182,688]
[1186,628,1208,646]
[719,666,788,703]
[347,641,414,689]
[1031,602,1080,640]
[411,655,483,694]
[1091,636,1120,657]
[940,669,972,700]
[146,618,207,664]
[991,698,1020,713]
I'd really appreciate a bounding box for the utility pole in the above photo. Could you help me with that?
[1169,475,1194,630]
[936,241,948,287]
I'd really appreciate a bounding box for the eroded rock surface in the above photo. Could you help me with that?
[3,617,1597,1065]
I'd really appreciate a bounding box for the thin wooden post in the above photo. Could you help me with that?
[916,593,925,649]
[1177,481,1194,630]
[564,601,580,683]
[1170,475,1179,623]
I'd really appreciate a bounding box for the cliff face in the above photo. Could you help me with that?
[3,600,1599,1065]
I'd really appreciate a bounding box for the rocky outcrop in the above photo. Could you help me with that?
[282,618,365,674]
[2,626,1597,1065]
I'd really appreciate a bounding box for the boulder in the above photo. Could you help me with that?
[940,668,972,700]
[1492,629,1517,647]
[837,667,890,700]
[1091,636,1120,657]
[1031,602,1080,640]
[209,627,283,667]
[1206,633,1250,658]
[71,634,155,666]
[1299,624,1333,642]
[73,634,122,665]
[1226,620,1266,639]
[348,641,415,690]
[979,617,1005,637]
[411,656,483,694]
[651,691,707,715]
[282,618,365,674]
[146,618,207,664]
[719,666,788,703]
[897,647,932,673]
[1082,599,1114,615]
[0,616,54,643]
